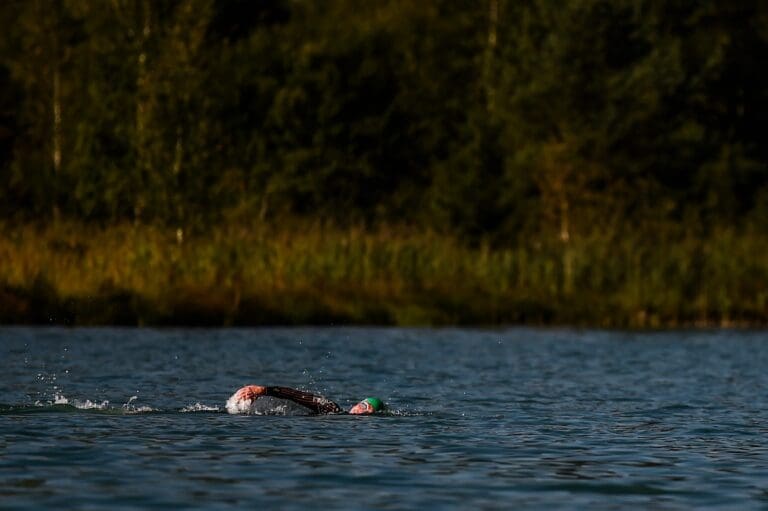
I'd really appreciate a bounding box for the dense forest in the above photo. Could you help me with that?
[0,0,767,326]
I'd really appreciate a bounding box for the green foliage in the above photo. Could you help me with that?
[0,0,766,325]
[0,222,764,326]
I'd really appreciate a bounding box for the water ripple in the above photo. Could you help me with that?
[1,327,768,510]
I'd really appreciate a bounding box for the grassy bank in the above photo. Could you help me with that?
[0,222,766,327]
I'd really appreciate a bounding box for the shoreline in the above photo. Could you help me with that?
[1,291,764,329]
[1,222,766,328]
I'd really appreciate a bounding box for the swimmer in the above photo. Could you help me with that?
[227,385,384,415]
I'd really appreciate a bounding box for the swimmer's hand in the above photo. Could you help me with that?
[226,385,267,414]
[233,385,267,402]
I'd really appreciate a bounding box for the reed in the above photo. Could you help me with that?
[0,221,765,326]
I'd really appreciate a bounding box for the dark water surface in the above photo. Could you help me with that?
[2,327,768,510]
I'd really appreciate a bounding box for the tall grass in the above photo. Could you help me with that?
[0,221,765,326]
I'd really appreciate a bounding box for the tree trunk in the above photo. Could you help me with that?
[560,194,573,295]
[483,0,499,116]
[135,0,151,222]
[49,0,63,220]
[52,66,61,176]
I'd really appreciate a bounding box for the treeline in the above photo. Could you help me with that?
[0,0,767,325]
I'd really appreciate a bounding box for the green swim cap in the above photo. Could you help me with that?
[364,397,384,411]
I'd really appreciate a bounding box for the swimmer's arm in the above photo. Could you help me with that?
[264,386,343,414]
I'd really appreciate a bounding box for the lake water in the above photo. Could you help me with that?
[1,327,768,510]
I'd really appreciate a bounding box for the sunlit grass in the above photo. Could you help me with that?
[0,221,765,326]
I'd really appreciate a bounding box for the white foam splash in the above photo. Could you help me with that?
[181,403,221,413]
[225,394,309,416]
[121,395,157,414]
[40,392,110,410]
[225,392,253,414]
[125,406,156,413]
[72,399,110,410]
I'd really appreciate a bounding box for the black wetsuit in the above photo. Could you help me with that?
[263,386,343,414]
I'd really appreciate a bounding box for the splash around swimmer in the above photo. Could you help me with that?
[227,385,385,415]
